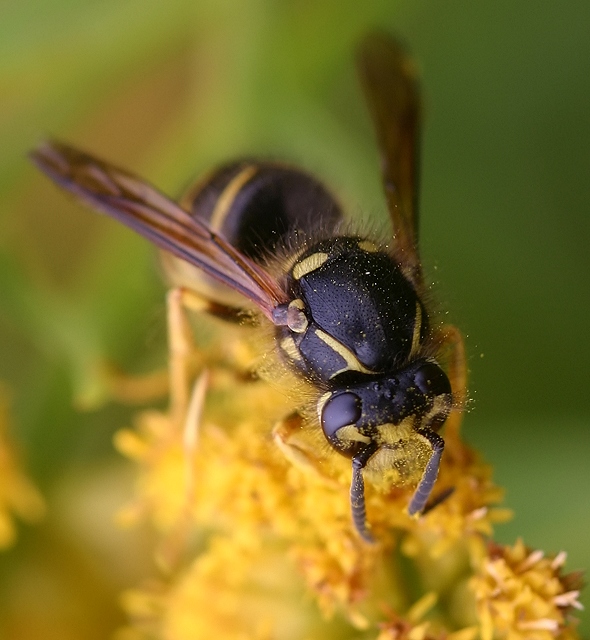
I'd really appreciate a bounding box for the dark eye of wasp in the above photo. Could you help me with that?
[413,361,450,397]
[321,392,363,440]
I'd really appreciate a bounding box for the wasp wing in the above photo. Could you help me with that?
[357,32,422,283]
[31,141,287,321]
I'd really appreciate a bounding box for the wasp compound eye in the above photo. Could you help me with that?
[321,392,362,443]
[413,361,451,397]
[412,361,452,430]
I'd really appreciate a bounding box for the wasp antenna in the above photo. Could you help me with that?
[407,430,444,516]
[350,459,375,544]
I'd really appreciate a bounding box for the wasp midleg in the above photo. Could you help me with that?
[432,325,467,448]
[163,158,343,439]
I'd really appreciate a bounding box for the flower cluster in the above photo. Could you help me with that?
[472,539,583,640]
[111,319,583,639]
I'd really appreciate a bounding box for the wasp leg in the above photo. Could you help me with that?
[167,287,242,427]
[407,429,444,516]
[436,324,467,441]
[273,413,310,468]
[350,444,379,543]
[273,413,336,480]
[183,369,210,499]
[156,368,210,573]
[434,323,470,475]
[168,287,204,426]
[421,486,455,515]
[99,363,170,406]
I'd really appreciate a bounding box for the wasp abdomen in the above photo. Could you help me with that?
[181,161,342,263]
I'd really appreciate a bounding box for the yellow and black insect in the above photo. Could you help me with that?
[31,32,465,542]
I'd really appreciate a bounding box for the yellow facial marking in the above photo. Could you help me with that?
[314,329,373,377]
[280,336,302,362]
[209,165,259,231]
[419,392,450,428]
[357,240,380,253]
[414,431,436,454]
[334,425,371,445]
[410,301,423,357]
[376,417,414,445]
[292,252,329,280]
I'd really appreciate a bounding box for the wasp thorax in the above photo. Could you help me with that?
[277,236,429,383]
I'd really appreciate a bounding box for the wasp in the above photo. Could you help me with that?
[31,32,466,542]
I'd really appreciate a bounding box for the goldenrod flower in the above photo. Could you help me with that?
[472,539,583,640]
[112,325,584,639]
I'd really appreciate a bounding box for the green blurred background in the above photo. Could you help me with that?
[1,1,588,637]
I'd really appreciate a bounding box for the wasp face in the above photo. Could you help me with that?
[319,360,452,458]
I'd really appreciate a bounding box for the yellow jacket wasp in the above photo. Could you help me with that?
[31,32,465,543]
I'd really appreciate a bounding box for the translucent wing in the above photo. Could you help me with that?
[31,141,287,321]
[357,32,422,282]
